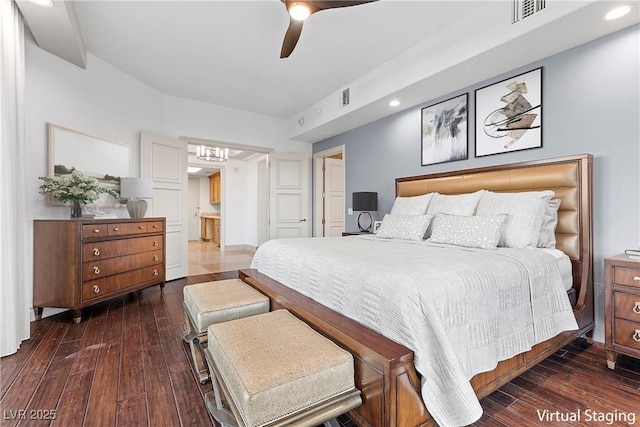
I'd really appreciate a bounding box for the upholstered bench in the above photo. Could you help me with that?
[183,279,270,383]
[204,309,362,427]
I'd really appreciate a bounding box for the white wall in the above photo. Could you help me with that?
[22,33,313,323]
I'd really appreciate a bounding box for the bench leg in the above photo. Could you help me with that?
[323,419,340,427]
[205,390,237,427]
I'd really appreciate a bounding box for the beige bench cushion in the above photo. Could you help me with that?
[183,279,269,333]
[208,309,355,427]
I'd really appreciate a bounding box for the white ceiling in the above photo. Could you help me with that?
[17,0,640,143]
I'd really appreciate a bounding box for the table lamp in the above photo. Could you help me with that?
[120,177,153,218]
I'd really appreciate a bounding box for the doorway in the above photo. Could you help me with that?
[313,145,345,237]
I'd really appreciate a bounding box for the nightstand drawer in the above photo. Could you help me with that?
[614,267,640,288]
[614,291,640,322]
[613,318,640,351]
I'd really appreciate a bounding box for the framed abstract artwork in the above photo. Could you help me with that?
[475,67,542,157]
[421,93,468,166]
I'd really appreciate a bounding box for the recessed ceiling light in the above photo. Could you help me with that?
[605,5,631,20]
[389,100,400,107]
[28,0,54,6]
[188,167,202,173]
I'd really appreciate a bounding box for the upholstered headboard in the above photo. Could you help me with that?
[396,154,593,330]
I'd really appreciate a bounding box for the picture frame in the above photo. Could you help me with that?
[475,67,542,157]
[421,93,468,166]
[48,124,131,208]
[373,220,382,234]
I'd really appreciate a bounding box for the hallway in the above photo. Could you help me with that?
[188,241,254,275]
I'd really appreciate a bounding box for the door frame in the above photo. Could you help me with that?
[313,145,346,237]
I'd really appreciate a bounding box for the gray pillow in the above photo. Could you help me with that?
[390,193,433,215]
[538,199,561,248]
[476,190,555,248]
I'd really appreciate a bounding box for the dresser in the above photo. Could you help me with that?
[33,217,166,323]
[604,254,640,369]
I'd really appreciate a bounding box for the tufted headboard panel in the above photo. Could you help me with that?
[396,154,593,328]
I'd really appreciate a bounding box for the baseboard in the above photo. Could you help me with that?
[224,244,257,253]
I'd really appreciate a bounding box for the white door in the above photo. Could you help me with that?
[141,131,188,280]
[324,158,344,237]
[187,178,200,241]
[269,153,310,239]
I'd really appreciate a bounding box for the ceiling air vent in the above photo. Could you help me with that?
[340,88,350,108]
[512,0,545,23]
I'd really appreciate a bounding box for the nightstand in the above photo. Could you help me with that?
[604,254,640,369]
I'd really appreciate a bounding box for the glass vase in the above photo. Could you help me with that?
[70,201,83,218]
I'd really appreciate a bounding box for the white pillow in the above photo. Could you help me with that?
[426,190,485,216]
[476,190,555,248]
[376,214,433,241]
[538,199,561,248]
[429,214,507,249]
[390,193,433,215]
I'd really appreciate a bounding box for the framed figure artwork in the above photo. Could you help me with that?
[421,93,468,166]
[475,67,542,157]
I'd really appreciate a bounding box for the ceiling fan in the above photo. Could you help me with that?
[280,0,378,58]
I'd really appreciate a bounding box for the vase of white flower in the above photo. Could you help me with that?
[38,170,119,218]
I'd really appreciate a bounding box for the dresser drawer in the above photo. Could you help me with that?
[82,250,163,279]
[613,267,640,288]
[614,291,640,322]
[82,265,164,302]
[83,235,163,260]
[82,224,108,239]
[147,221,164,233]
[613,318,640,351]
[107,222,149,236]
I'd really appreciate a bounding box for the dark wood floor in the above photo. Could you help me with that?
[2,272,639,427]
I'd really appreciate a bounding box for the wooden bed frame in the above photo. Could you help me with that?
[239,153,594,427]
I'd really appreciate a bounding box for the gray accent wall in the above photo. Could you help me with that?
[313,25,640,342]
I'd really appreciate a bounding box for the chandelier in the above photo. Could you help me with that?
[196,146,229,162]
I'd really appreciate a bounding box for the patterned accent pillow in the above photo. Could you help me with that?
[390,193,433,215]
[376,214,433,241]
[538,199,561,248]
[429,214,507,249]
[476,190,555,248]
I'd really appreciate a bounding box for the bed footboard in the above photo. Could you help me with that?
[239,268,433,427]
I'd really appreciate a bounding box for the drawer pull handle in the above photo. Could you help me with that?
[153,255,158,261]
[153,270,159,276]
[634,330,640,342]
[634,276,640,282]
[138,226,144,229]
[93,266,100,274]
[93,229,100,233]
[153,225,159,229]
[153,241,159,247]
[93,285,100,294]
[93,248,100,256]
[113,227,120,232]
[634,302,640,315]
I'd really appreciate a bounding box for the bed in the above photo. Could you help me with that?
[239,153,594,427]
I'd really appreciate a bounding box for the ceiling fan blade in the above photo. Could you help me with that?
[312,0,377,11]
[280,17,304,58]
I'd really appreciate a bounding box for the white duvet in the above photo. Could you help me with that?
[250,235,578,427]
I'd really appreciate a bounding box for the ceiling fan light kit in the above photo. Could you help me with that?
[280,0,378,58]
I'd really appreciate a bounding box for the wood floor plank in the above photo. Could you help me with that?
[169,368,214,427]
[83,343,121,427]
[143,368,180,427]
[116,394,148,427]
[0,338,42,399]
[50,370,94,427]
[0,373,43,427]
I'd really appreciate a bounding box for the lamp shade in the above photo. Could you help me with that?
[120,177,153,199]
[352,192,378,212]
